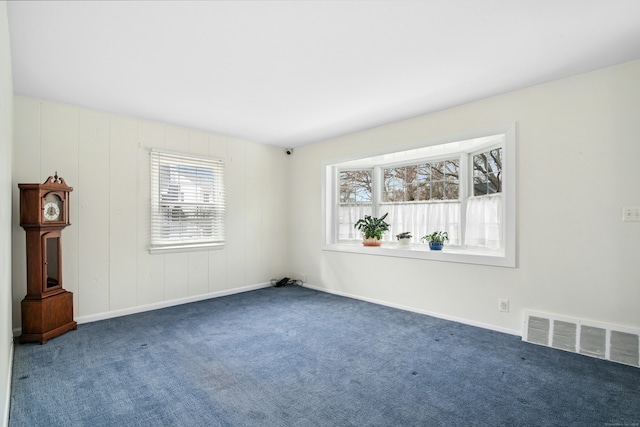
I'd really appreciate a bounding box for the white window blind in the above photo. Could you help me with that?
[150,150,225,252]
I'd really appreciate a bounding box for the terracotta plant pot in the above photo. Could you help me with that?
[362,237,382,246]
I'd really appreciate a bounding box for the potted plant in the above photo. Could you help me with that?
[354,213,390,246]
[395,231,412,246]
[421,231,449,251]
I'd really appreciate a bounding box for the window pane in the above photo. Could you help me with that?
[445,160,460,181]
[418,163,430,180]
[339,171,352,203]
[405,165,417,201]
[473,176,487,196]
[431,181,445,200]
[431,162,445,180]
[473,153,486,172]
[384,167,404,202]
[160,164,215,205]
[473,148,502,195]
[417,181,430,201]
[445,181,459,199]
[487,173,501,194]
[487,149,502,173]
[416,164,429,201]
[340,170,372,203]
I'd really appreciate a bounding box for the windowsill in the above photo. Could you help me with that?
[149,243,225,255]
[322,242,514,267]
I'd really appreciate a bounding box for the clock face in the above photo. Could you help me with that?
[43,194,62,221]
[44,202,61,221]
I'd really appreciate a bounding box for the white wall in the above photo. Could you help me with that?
[289,60,640,335]
[12,98,290,328]
[7,46,640,346]
[0,2,12,424]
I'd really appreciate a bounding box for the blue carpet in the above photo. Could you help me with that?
[9,286,640,426]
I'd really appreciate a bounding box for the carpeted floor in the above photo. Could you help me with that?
[9,286,640,426]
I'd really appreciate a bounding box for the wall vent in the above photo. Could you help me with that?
[524,311,639,367]
[552,320,577,352]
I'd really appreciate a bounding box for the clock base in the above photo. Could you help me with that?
[20,290,77,345]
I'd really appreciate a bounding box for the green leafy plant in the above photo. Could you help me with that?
[396,231,412,240]
[421,231,449,243]
[354,213,390,240]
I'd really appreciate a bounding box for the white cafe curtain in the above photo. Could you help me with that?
[379,202,461,244]
[464,194,502,249]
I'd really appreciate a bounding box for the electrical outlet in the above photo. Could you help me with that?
[622,206,640,222]
[302,274,307,283]
[498,299,509,313]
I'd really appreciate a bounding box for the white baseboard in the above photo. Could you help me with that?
[12,279,520,338]
[76,282,272,325]
[304,283,522,337]
[2,338,13,427]
[13,282,272,336]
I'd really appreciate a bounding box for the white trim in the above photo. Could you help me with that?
[76,283,271,325]
[305,283,521,336]
[150,147,224,164]
[501,124,517,268]
[323,243,511,268]
[2,339,13,427]
[329,128,507,168]
[148,243,225,255]
[12,283,271,335]
[324,164,337,245]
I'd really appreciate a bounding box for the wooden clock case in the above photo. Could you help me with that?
[18,174,77,344]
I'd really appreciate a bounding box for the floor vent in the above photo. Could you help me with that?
[523,311,639,367]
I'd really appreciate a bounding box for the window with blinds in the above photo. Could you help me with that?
[150,150,225,252]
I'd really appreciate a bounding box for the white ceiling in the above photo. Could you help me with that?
[7,1,640,148]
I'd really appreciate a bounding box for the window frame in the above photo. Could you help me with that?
[149,149,225,254]
[323,124,516,268]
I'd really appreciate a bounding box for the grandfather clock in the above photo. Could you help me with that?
[18,173,77,344]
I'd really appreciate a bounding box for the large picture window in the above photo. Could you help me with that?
[324,125,515,267]
[150,150,225,253]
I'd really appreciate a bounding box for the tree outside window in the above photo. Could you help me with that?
[384,159,460,202]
